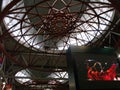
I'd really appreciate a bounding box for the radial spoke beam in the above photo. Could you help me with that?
[108,0,120,12]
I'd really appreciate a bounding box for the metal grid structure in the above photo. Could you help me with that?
[0,0,120,90]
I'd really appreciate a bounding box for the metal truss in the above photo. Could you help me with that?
[0,0,120,89]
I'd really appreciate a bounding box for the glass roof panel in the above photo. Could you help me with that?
[15,69,31,84]
[2,0,114,53]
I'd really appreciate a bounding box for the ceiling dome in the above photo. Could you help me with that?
[2,0,114,53]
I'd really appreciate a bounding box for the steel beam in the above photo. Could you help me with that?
[108,0,120,12]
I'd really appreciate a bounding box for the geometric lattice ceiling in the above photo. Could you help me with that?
[2,0,115,53]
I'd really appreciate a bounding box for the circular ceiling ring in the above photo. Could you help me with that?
[1,0,115,53]
[0,0,117,68]
[14,69,68,89]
